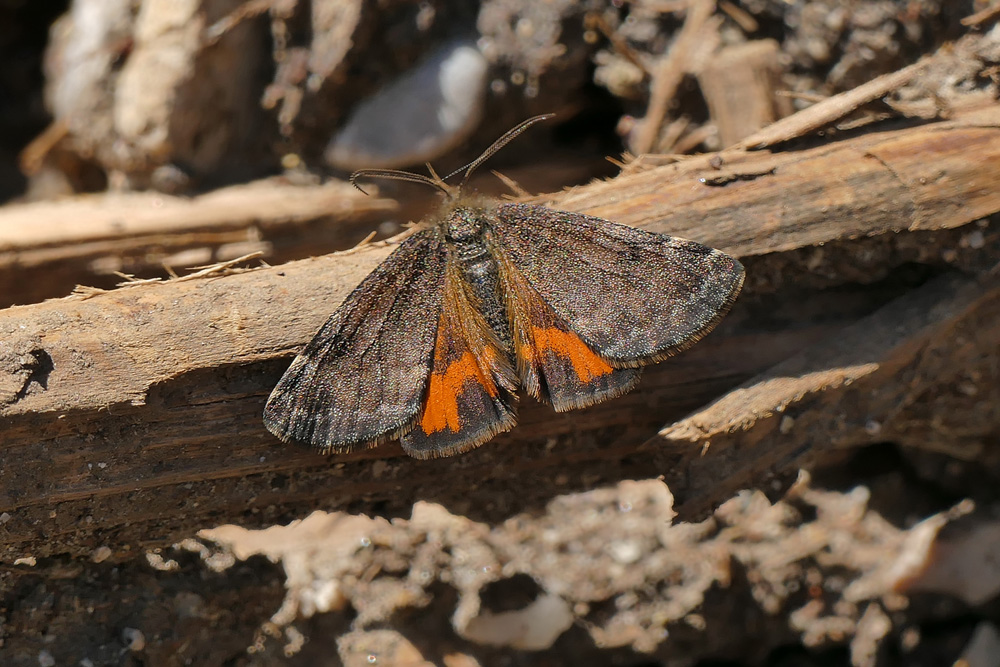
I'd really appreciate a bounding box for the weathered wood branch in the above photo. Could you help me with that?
[0,180,397,308]
[657,271,1000,520]
[1,104,999,561]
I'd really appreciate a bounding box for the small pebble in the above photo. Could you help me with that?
[325,40,488,170]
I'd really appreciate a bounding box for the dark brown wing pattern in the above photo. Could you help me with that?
[264,231,447,453]
[490,203,744,366]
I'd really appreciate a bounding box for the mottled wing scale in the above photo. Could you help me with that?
[491,203,745,366]
[263,231,446,453]
[401,258,518,458]
[495,250,641,411]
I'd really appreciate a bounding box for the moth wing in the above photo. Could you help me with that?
[491,203,744,365]
[401,261,517,458]
[496,253,640,411]
[264,231,446,453]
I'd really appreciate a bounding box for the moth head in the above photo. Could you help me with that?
[349,114,555,202]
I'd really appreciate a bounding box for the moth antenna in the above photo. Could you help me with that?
[350,168,451,197]
[446,114,556,189]
[351,115,554,197]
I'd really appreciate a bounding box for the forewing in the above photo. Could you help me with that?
[264,231,446,453]
[498,255,640,411]
[401,261,517,458]
[491,203,744,365]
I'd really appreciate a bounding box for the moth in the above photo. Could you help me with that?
[264,115,744,458]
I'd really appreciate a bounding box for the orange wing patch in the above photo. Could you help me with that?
[521,327,613,383]
[497,254,639,411]
[420,349,499,435]
[403,275,516,458]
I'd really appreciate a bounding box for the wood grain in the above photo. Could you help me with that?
[657,273,1000,520]
[0,179,397,308]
